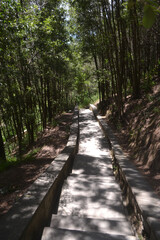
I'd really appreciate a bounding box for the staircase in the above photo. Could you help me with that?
[41,109,138,240]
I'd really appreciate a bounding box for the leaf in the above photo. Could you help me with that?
[143,5,156,28]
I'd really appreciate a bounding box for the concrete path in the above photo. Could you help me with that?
[42,109,137,240]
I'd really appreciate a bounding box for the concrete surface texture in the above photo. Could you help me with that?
[90,104,160,240]
[42,109,137,240]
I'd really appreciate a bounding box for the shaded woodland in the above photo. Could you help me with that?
[0,0,160,168]
[0,0,75,161]
[71,0,160,112]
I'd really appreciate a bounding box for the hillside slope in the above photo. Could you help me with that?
[105,84,160,196]
[0,112,73,216]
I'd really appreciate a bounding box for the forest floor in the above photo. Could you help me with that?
[103,83,160,198]
[0,112,73,217]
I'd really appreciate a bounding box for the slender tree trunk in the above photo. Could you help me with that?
[130,0,140,98]
[0,128,6,162]
[93,54,101,102]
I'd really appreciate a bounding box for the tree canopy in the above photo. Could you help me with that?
[0,0,160,163]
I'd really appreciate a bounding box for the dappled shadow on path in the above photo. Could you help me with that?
[58,109,127,221]
[73,154,113,176]
[78,109,110,156]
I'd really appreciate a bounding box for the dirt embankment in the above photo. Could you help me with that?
[106,84,160,196]
[0,112,73,217]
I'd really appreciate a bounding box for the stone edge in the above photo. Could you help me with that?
[90,104,160,240]
[0,106,79,240]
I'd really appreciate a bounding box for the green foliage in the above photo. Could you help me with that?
[0,0,75,160]
[91,93,99,104]
[0,156,17,172]
[0,148,39,172]
[52,119,58,127]
[143,4,157,28]
[113,164,118,175]
[22,148,40,162]
[142,69,156,93]
[153,106,160,114]
[0,0,160,164]
[146,94,154,102]
[127,0,135,10]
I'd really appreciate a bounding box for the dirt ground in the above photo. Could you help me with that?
[107,121,160,198]
[105,84,160,198]
[0,112,73,217]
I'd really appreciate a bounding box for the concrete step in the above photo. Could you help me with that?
[41,227,137,240]
[50,215,134,236]
[58,201,126,219]
[57,177,125,219]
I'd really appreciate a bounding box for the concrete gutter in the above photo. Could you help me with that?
[90,104,160,240]
[0,106,79,240]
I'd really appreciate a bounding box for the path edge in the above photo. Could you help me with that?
[90,104,160,240]
[0,106,79,240]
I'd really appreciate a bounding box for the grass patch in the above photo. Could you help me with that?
[0,157,17,172]
[22,148,40,162]
[79,97,91,108]
[0,148,40,173]
[153,106,160,114]
[52,119,58,127]
[79,93,99,108]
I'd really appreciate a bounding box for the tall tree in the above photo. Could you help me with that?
[0,128,6,162]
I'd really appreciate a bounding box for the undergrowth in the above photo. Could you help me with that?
[79,93,99,108]
[0,148,40,173]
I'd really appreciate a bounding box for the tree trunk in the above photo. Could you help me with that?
[0,128,6,162]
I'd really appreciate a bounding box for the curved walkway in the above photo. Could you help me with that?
[42,109,137,240]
